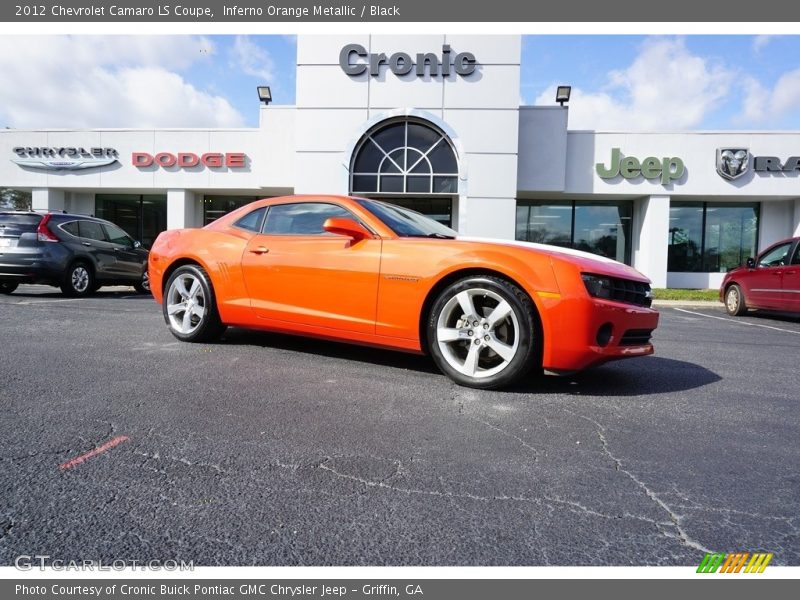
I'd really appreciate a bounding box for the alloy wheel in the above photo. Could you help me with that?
[166,273,207,334]
[435,287,520,379]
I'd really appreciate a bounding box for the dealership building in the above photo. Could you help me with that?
[2,35,800,288]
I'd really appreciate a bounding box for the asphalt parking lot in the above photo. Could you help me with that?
[0,285,798,566]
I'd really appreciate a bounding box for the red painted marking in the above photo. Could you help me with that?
[59,435,130,471]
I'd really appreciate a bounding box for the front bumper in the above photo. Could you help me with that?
[540,295,659,372]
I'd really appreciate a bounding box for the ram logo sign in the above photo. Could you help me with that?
[716,148,750,180]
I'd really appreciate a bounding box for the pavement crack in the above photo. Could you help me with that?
[133,450,227,474]
[465,416,540,461]
[0,517,14,540]
[561,408,712,554]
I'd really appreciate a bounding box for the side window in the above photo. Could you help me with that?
[758,242,792,268]
[262,203,352,236]
[78,220,107,242]
[234,207,267,232]
[792,243,800,265]
[60,221,80,237]
[103,223,134,247]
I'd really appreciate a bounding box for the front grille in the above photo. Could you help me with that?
[609,278,652,307]
[619,329,654,346]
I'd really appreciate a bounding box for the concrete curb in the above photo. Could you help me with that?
[652,299,722,307]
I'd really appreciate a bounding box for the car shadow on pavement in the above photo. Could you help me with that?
[220,328,720,396]
[746,310,800,324]
[508,356,722,396]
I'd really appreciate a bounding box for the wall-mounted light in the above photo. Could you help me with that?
[556,85,571,106]
[257,86,272,105]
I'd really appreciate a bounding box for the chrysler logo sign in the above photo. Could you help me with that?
[12,147,118,171]
[716,148,749,180]
[340,44,477,77]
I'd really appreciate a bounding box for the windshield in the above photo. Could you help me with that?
[355,199,457,238]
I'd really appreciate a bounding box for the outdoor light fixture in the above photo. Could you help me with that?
[556,85,571,106]
[257,86,272,105]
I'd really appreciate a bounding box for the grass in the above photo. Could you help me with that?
[652,288,720,301]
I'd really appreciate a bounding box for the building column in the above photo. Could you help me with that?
[794,198,800,238]
[166,189,198,230]
[31,188,65,212]
[632,195,669,288]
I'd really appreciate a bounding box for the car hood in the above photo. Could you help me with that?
[456,236,651,283]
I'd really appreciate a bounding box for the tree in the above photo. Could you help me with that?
[0,188,32,211]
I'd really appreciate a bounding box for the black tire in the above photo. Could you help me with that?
[724,283,747,316]
[60,262,95,297]
[162,264,226,343]
[133,268,151,295]
[426,275,540,390]
[0,281,18,294]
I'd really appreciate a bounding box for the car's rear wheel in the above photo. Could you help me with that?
[725,283,747,316]
[134,269,151,295]
[0,281,18,294]
[163,265,226,343]
[61,262,94,297]
[426,275,539,389]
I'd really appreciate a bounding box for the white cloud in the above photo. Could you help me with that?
[753,35,774,53]
[742,69,800,125]
[0,36,244,128]
[230,35,275,82]
[534,38,733,131]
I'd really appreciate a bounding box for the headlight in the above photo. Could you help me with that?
[581,273,613,299]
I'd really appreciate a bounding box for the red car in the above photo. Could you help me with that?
[721,237,800,316]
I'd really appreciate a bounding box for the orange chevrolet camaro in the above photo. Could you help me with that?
[149,195,659,389]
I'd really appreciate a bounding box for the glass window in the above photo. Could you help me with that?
[668,202,759,272]
[60,221,80,237]
[103,223,133,247]
[703,205,759,272]
[203,196,259,226]
[262,203,352,236]
[668,202,704,272]
[356,199,457,238]
[78,220,107,242]
[516,201,632,264]
[792,244,800,265]
[350,118,458,196]
[759,242,792,267]
[234,207,267,232]
[96,194,166,248]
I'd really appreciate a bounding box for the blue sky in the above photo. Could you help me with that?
[1,35,799,131]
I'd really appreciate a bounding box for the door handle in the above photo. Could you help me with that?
[249,246,269,255]
[82,242,92,247]
[786,270,796,275]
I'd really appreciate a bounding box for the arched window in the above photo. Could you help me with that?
[350,118,459,195]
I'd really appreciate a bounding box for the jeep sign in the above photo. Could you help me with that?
[596,148,685,185]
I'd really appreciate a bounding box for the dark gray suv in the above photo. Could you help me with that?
[0,211,150,296]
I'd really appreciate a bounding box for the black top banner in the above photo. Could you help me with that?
[3,0,800,22]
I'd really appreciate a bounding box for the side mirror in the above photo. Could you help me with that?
[323,217,372,241]
[746,257,755,268]
[133,240,142,249]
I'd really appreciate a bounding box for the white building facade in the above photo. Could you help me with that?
[2,34,799,288]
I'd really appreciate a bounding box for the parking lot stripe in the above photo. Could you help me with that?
[59,435,130,471]
[673,308,800,335]
[15,298,90,305]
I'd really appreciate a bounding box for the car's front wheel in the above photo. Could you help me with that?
[725,283,747,316]
[0,281,18,294]
[426,275,540,389]
[61,262,94,297]
[163,264,226,342]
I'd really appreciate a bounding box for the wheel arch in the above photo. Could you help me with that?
[161,257,212,295]
[418,267,544,356]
